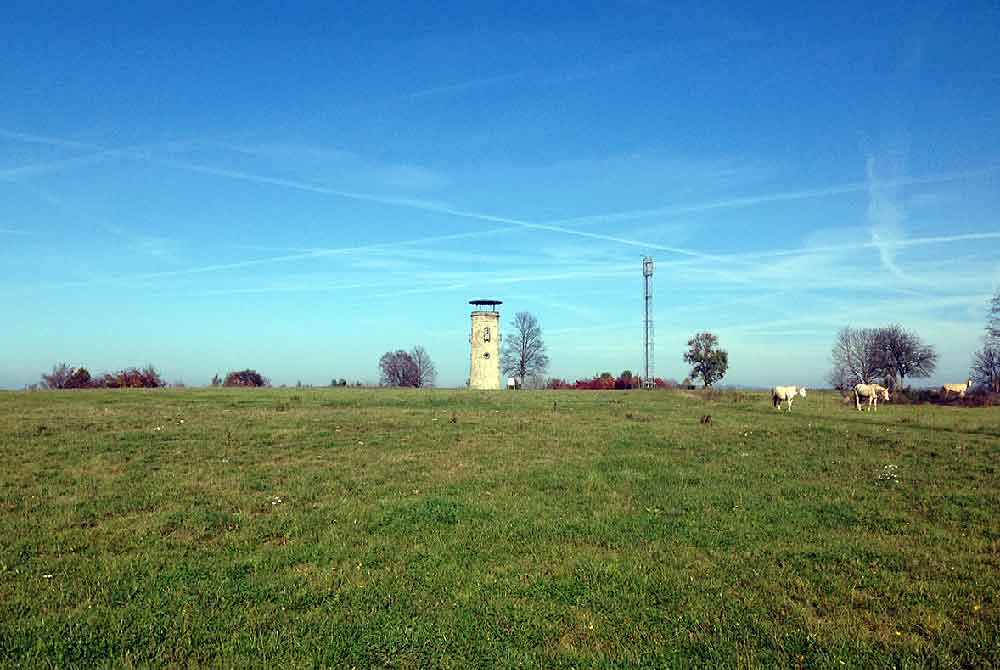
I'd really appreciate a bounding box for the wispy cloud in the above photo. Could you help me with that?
[0,228,30,235]
[20,185,188,263]
[866,154,907,277]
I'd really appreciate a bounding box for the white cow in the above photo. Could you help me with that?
[941,379,972,398]
[771,385,807,411]
[855,383,890,412]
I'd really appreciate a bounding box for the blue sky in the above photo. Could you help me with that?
[2,1,999,388]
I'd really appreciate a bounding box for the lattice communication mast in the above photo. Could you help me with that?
[642,256,654,389]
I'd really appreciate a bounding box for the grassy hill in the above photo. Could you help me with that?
[1,388,997,668]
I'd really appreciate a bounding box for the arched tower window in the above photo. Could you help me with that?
[483,326,491,342]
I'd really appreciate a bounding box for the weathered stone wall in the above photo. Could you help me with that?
[469,311,501,390]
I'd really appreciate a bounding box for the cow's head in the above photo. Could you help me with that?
[798,387,807,398]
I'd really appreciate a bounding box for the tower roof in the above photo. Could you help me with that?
[469,299,502,312]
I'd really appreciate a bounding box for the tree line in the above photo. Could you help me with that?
[36,365,276,389]
[31,289,1000,392]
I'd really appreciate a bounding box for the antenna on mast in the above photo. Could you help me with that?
[642,256,654,389]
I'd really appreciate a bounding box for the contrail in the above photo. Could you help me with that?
[160,158,718,259]
[5,127,998,274]
[89,226,519,282]
[549,166,995,227]
[0,129,101,150]
[406,72,527,99]
[722,231,1000,260]
[0,135,206,181]
[0,152,128,180]
[164,157,996,263]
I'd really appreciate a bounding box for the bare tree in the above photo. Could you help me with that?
[40,362,72,389]
[827,327,883,389]
[971,346,1000,393]
[410,346,437,388]
[501,311,549,387]
[875,324,937,389]
[379,350,420,387]
[683,332,728,387]
[988,289,1000,344]
[971,289,1000,393]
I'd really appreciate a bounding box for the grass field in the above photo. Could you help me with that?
[1,388,998,668]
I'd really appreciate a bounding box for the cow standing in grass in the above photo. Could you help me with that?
[855,383,890,412]
[940,379,972,398]
[771,385,807,411]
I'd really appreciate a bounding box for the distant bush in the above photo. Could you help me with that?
[64,367,93,389]
[224,369,270,387]
[99,365,165,388]
[40,363,164,389]
[546,371,674,390]
[868,387,998,408]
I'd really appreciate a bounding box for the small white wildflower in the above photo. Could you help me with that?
[357,441,364,446]
[42,573,53,579]
[876,464,900,484]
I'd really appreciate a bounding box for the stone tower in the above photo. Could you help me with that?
[468,300,501,389]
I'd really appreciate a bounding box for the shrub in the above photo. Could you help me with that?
[223,369,270,387]
[64,367,93,389]
[99,365,165,389]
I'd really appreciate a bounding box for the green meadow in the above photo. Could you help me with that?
[1,388,997,668]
